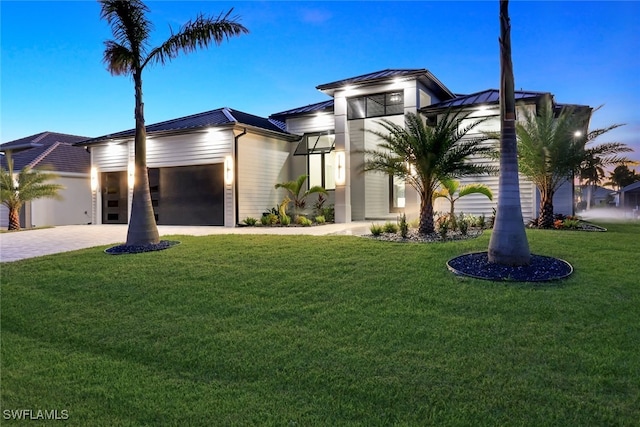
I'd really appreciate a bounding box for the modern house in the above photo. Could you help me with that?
[77,68,585,227]
[0,132,92,229]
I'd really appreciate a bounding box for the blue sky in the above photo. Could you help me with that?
[2,1,639,160]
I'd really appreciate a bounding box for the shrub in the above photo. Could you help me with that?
[398,213,409,238]
[408,217,420,229]
[553,219,564,229]
[563,219,580,229]
[370,223,383,236]
[458,213,469,236]
[280,214,291,226]
[436,215,449,239]
[243,217,258,226]
[322,205,335,223]
[315,215,326,224]
[261,213,279,226]
[477,214,486,229]
[298,217,313,227]
[383,222,399,234]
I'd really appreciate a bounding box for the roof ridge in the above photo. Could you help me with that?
[28,142,60,169]
[221,107,237,123]
[32,132,51,143]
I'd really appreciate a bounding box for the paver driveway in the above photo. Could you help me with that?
[0,223,370,263]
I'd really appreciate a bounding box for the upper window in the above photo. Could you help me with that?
[347,91,404,120]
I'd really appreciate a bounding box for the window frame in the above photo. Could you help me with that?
[347,90,405,120]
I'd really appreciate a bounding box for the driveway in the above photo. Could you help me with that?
[0,223,371,263]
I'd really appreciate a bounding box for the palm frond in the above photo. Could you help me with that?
[100,0,152,59]
[103,41,135,75]
[146,9,248,67]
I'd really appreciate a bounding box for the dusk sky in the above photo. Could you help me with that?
[2,1,639,161]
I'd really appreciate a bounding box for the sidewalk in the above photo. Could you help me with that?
[0,222,371,263]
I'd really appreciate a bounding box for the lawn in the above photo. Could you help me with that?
[1,222,639,425]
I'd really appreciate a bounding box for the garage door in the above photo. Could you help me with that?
[151,164,224,226]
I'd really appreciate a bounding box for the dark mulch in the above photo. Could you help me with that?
[105,240,180,255]
[447,252,573,282]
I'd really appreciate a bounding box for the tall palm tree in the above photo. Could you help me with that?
[579,151,606,210]
[364,112,494,235]
[433,178,493,227]
[100,0,248,246]
[487,0,530,265]
[580,138,632,209]
[517,100,627,228]
[0,152,63,231]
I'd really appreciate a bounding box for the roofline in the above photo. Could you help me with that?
[77,122,298,147]
[269,100,335,120]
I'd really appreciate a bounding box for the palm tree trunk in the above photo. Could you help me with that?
[538,189,555,228]
[419,188,435,234]
[586,184,593,210]
[8,207,20,231]
[126,70,160,246]
[488,0,530,265]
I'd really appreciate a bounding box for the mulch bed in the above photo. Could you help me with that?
[105,240,181,255]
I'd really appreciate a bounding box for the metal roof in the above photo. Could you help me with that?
[270,99,335,120]
[316,68,455,100]
[77,107,291,145]
[421,89,549,112]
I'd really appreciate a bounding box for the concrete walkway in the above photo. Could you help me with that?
[0,222,371,263]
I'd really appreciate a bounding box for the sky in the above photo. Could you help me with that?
[1,0,639,161]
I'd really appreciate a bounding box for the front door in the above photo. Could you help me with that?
[101,171,128,224]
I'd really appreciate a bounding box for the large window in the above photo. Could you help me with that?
[347,91,404,119]
[294,132,336,190]
[390,175,406,212]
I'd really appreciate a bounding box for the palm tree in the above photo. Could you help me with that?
[517,99,628,228]
[580,140,632,209]
[605,164,640,190]
[275,174,328,217]
[433,178,493,227]
[0,152,63,231]
[100,0,248,246]
[487,0,530,265]
[364,112,494,235]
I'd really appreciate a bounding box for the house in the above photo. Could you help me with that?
[620,181,640,216]
[78,68,585,227]
[0,132,92,228]
[576,184,616,210]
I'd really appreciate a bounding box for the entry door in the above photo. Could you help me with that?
[101,171,128,224]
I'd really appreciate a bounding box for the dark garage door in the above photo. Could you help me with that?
[152,164,224,226]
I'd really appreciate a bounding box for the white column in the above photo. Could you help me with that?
[333,93,351,223]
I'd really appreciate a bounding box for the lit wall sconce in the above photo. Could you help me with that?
[90,167,98,192]
[335,151,346,185]
[128,162,135,189]
[224,155,234,185]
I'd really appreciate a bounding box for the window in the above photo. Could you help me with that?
[347,91,404,119]
[390,175,406,212]
[294,132,336,190]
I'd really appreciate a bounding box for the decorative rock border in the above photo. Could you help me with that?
[447,252,573,282]
[105,240,181,255]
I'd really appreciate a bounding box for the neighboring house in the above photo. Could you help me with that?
[620,181,640,214]
[77,68,585,227]
[0,132,92,228]
[576,184,615,209]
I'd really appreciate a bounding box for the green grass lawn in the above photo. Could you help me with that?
[2,222,639,426]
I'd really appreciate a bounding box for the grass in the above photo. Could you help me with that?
[1,222,639,425]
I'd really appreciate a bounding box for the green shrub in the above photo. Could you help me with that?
[383,222,399,234]
[437,216,449,239]
[243,217,258,226]
[408,217,420,229]
[458,213,469,236]
[563,219,580,229]
[477,214,486,229]
[398,213,409,238]
[261,213,279,226]
[280,214,291,226]
[370,223,383,236]
[322,205,335,223]
[315,215,326,224]
[298,217,313,227]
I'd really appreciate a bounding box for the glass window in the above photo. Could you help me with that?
[347,91,404,119]
[390,175,405,211]
[294,132,336,191]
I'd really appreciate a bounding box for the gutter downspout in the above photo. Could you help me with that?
[234,127,247,226]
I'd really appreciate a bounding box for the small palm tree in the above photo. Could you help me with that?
[605,164,640,190]
[517,99,627,228]
[100,0,248,246]
[364,112,494,235]
[0,152,63,230]
[275,174,327,216]
[580,141,633,208]
[433,178,493,227]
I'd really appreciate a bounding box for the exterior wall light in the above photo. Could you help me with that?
[224,155,234,185]
[128,162,135,190]
[335,151,346,185]
[90,167,98,192]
